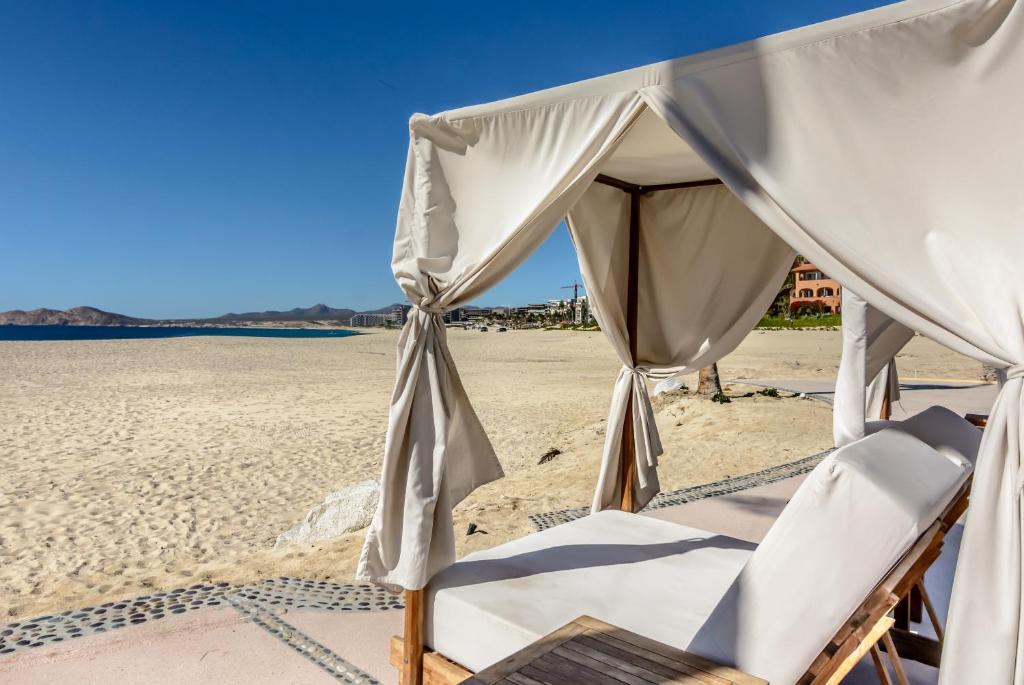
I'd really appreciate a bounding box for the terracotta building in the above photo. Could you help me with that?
[791,263,842,314]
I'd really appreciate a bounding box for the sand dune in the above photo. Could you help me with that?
[0,328,981,619]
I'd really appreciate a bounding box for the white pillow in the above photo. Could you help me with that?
[688,428,970,684]
[886,405,981,468]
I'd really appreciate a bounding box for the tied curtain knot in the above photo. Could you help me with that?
[620,365,663,484]
[994,364,1023,387]
[593,365,666,513]
[412,302,446,316]
[1000,364,1024,498]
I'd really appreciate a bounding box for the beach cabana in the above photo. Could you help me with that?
[358,0,1023,682]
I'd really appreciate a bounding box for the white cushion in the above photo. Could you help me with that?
[865,419,897,436]
[887,405,981,467]
[688,428,971,684]
[426,510,753,672]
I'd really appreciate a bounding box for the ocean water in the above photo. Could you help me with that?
[0,325,360,341]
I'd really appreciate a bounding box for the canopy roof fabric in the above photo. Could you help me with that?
[359,0,1024,681]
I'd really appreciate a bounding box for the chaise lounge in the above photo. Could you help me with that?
[392,407,980,684]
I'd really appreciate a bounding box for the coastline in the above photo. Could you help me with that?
[0,323,365,342]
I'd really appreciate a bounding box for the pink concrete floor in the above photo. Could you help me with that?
[0,608,338,685]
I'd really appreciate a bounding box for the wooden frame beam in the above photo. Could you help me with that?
[594,173,641,193]
[644,178,724,192]
[594,173,722,195]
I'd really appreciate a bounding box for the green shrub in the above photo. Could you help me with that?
[756,314,842,329]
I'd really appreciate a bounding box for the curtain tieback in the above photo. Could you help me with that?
[1001,363,1024,497]
[412,302,446,316]
[618,365,662,478]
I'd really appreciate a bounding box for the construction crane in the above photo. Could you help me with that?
[561,281,585,305]
[561,280,585,323]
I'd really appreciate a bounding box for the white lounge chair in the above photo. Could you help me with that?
[394,407,979,684]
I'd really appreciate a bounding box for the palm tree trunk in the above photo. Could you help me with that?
[981,364,1001,383]
[697,363,723,396]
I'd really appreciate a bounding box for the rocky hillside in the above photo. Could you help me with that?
[0,307,154,326]
[0,303,394,326]
[207,304,356,323]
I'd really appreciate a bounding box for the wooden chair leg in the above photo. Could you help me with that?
[881,632,910,685]
[910,584,923,623]
[893,595,911,631]
[916,580,945,642]
[870,645,894,685]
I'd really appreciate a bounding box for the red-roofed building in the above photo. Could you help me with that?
[791,263,842,314]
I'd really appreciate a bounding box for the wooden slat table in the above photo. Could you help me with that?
[965,413,988,428]
[465,615,766,685]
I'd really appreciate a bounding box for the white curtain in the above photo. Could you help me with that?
[834,290,914,447]
[567,182,793,512]
[357,94,646,590]
[641,2,1024,679]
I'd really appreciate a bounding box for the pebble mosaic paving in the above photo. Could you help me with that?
[0,579,402,658]
[528,447,833,531]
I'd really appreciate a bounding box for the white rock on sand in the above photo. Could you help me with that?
[653,376,687,397]
[275,480,379,549]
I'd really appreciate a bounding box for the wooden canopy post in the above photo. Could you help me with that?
[880,371,892,421]
[619,189,641,513]
[402,589,425,685]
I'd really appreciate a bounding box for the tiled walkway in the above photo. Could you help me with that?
[0,380,998,684]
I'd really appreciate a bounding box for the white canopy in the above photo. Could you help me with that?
[358,0,1024,681]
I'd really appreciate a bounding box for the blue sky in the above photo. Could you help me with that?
[1,0,890,319]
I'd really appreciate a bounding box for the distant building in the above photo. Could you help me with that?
[790,263,842,314]
[463,307,492,324]
[444,308,464,324]
[349,313,389,327]
[547,299,568,312]
[524,304,548,317]
[349,304,411,328]
[573,296,595,325]
[386,304,411,326]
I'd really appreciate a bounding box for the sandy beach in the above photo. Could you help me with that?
[0,328,981,619]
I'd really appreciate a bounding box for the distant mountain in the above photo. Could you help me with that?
[0,307,154,326]
[206,304,356,323]
[357,303,408,315]
[1,303,405,326]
